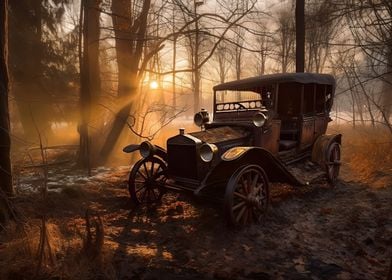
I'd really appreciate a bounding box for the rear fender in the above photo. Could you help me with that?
[122,143,168,162]
[195,147,304,195]
[311,134,342,166]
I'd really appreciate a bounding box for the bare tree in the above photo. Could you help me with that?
[78,0,92,171]
[275,8,295,73]
[345,0,392,123]
[0,0,12,222]
[213,41,232,84]
[305,0,338,73]
[233,26,245,80]
[253,21,272,75]
[88,0,101,104]
[99,0,163,161]
[295,0,304,72]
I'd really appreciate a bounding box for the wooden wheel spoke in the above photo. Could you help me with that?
[232,201,245,211]
[326,145,340,184]
[137,170,147,180]
[141,187,148,201]
[152,166,161,177]
[135,185,146,194]
[153,167,165,179]
[254,183,263,195]
[240,177,248,193]
[234,191,247,200]
[236,206,247,223]
[226,165,269,227]
[150,162,155,177]
[129,158,167,204]
[143,163,150,178]
[251,173,259,190]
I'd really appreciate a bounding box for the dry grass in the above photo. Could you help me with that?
[0,217,116,280]
[329,124,392,187]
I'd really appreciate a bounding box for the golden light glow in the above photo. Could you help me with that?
[149,80,159,90]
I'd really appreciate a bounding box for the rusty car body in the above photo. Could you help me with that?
[124,73,341,226]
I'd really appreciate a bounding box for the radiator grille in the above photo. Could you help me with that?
[167,144,198,179]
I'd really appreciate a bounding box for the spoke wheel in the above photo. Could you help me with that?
[224,165,269,227]
[326,142,341,185]
[128,157,167,205]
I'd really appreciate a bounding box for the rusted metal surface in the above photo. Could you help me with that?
[314,115,328,138]
[197,147,305,194]
[189,126,248,144]
[300,117,315,148]
[311,134,342,166]
[258,119,281,154]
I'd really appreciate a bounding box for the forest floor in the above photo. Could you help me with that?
[1,127,392,280]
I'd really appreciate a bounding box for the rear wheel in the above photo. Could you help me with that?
[224,165,269,227]
[128,157,167,205]
[326,142,341,185]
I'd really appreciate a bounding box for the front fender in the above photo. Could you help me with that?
[122,143,168,162]
[122,144,140,153]
[311,134,342,166]
[195,147,305,195]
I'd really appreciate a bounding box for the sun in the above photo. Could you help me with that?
[149,80,159,90]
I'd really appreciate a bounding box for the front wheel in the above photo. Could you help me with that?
[224,165,269,227]
[128,157,167,205]
[326,142,341,185]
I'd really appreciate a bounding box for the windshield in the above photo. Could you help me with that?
[214,87,272,112]
[215,90,261,103]
[214,90,269,112]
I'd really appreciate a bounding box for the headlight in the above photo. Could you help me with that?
[199,143,218,163]
[194,109,210,127]
[253,112,267,127]
[139,141,155,158]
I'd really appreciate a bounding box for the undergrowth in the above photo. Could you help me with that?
[0,212,116,279]
[329,124,392,187]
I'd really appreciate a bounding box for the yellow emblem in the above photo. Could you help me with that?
[221,147,251,161]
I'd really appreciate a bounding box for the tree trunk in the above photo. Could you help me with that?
[172,7,177,109]
[173,37,177,108]
[382,45,392,123]
[0,0,13,225]
[79,0,92,171]
[295,0,305,73]
[193,3,200,114]
[100,0,150,161]
[9,0,52,139]
[88,0,101,104]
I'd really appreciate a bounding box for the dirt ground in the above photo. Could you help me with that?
[3,158,391,280]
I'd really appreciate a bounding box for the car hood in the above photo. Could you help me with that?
[189,126,250,144]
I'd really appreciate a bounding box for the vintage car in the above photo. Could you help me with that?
[123,73,341,227]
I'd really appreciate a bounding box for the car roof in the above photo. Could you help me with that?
[213,73,336,91]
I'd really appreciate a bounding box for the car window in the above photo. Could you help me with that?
[277,83,301,116]
[315,85,325,113]
[303,84,315,115]
[215,90,263,112]
[215,90,260,103]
